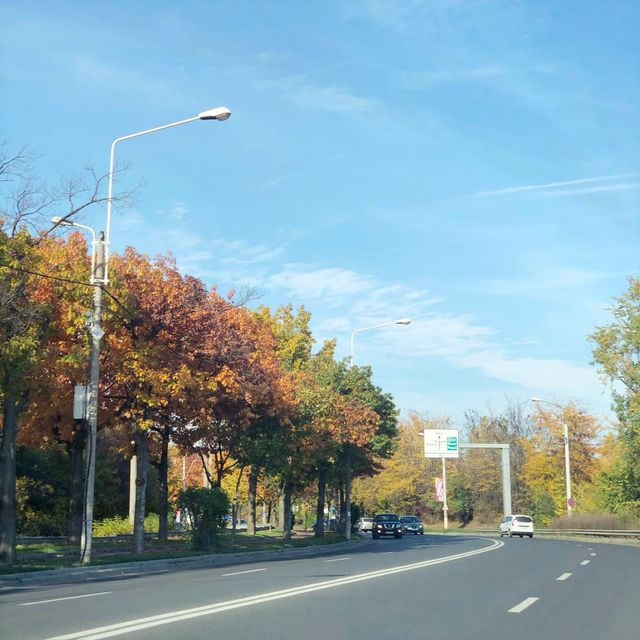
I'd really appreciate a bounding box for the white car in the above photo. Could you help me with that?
[499,514,534,538]
[357,517,374,533]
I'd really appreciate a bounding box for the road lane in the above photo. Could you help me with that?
[2,536,638,640]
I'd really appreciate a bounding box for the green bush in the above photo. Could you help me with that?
[92,513,165,537]
[178,487,230,551]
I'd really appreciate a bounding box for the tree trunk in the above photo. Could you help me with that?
[132,428,149,555]
[0,395,19,565]
[345,445,352,541]
[277,491,285,531]
[282,482,293,542]
[158,430,169,543]
[247,464,259,536]
[66,422,86,545]
[338,476,345,535]
[315,465,327,538]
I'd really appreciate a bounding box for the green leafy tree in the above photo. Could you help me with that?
[591,276,640,515]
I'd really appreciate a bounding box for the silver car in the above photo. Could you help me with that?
[400,515,424,535]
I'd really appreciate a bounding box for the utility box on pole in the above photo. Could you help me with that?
[73,385,89,420]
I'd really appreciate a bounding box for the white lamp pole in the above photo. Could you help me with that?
[78,107,231,564]
[531,397,573,517]
[349,318,412,366]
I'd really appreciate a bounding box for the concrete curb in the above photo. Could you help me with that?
[0,537,373,586]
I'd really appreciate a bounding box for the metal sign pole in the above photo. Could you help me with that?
[442,457,448,530]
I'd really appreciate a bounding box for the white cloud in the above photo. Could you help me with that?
[265,266,377,299]
[473,173,638,199]
[292,85,378,113]
[170,202,189,219]
[481,267,612,296]
[539,183,640,198]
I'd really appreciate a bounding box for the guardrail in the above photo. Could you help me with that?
[467,527,640,539]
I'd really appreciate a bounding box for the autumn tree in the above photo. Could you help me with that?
[522,403,600,524]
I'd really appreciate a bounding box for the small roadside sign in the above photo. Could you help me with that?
[423,429,459,459]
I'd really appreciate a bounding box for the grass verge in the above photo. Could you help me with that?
[1,531,349,576]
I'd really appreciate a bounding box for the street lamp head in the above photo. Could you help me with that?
[51,216,74,227]
[198,106,232,121]
[394,318,412,326]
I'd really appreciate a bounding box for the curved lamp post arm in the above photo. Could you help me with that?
[349,318,411,365]
[104,107,231,283]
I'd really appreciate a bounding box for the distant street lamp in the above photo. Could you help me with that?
[343,317,411,541]
[349,318,412,366]
[71,107,231,564]
[531,397,573,517]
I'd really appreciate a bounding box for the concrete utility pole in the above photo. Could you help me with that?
[531,398,573,516]
[80,233,105,564]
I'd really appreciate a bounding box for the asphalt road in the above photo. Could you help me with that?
[1,534,638,640]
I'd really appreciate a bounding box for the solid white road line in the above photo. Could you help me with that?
[508,597,539,613]
[45,539,504,640]
[556,573,572,581]
[380,551,395,555]
[20,592,112,606]
[580,560,590,566]
[324,557,349,563]
[221,568,267,577]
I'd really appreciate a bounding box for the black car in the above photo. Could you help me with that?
[372,513,403,539]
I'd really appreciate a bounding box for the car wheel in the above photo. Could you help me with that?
[508,531,513,538]
[529,534,533,539]
[420,531,424,535]
[372,534,378,539]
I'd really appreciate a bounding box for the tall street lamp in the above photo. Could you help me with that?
[349,317,412,366]
[79,107,231,564]
[531,397,573,517]
[344,317,411,541]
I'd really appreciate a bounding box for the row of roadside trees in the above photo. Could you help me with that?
[0,146,398,565]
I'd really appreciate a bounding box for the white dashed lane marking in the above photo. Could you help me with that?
[221,568,267,577]
[556,573,572,581]
[324,557,349,563]
[581,560,590,566]
[20,592,111,606]
[508,597,539,613]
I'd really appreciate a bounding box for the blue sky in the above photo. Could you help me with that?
[2,1,638,423]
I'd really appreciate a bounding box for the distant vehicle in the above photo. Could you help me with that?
[312,518,337,532]
[499,514,534,538]
[372,513,403,539]
[357,517,374,533]
[400,515,424,535]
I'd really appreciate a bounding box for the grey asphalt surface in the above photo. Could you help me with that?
[1,534,638,640]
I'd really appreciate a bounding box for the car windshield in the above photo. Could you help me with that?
[374,514,398,522]
[400,516,419,523]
